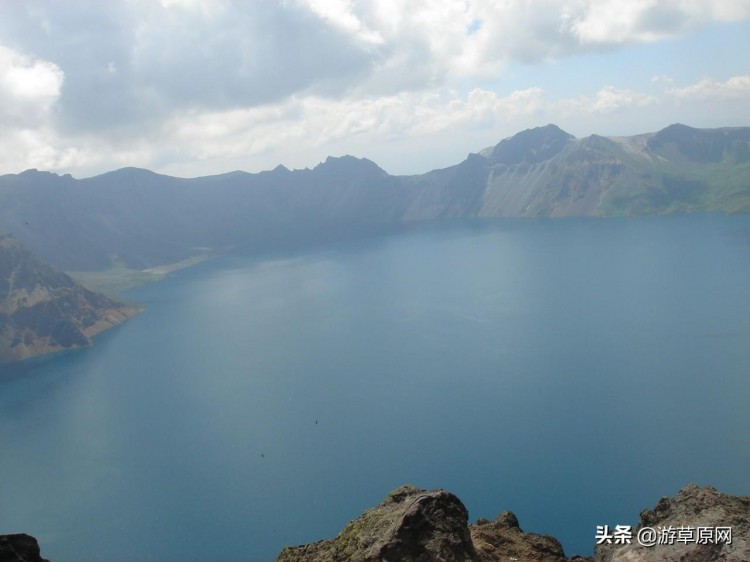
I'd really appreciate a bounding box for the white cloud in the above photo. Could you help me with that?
[0,1,748,176]
[162,86,548,163]
[1,0,747,134]
[651,74,674,84]
[568,0,750,45]
[591,86,657,112]
[569,0,682,44]
[556,86,656,116]
[0,44,63,126]
[0,127,85,172]
[295,0,384,45]
[668,75,750,100]
[708,1,750,21]
[0,44,81,173]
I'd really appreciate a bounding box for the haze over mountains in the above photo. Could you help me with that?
[1,123,749,273]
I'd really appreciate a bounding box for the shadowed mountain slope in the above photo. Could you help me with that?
[1,124,748,271]
[0,236,137,363]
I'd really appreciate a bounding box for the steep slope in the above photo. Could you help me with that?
[604,124,750,214]
[465,123,750,217]
[0,236,137,363]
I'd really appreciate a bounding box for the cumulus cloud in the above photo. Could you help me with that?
[2,0,745,136]
[169,86,546,154]
[0,43,82,172]
[0,44,63,127]
[651,74,674,84]
[296,0,384,45]
[0,1,374,136]
[667,75,750,100]
[567,0,750,45]
[559,86,657,115]
[0,1,748,175]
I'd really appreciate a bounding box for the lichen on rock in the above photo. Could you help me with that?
[276,484,478,562]
[276,484,591,562]
[470,510,572,562]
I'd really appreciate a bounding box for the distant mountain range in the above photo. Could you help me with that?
[1,123,748,272]
[0,122,749,362]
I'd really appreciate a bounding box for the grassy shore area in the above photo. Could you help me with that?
[68,254,212,296]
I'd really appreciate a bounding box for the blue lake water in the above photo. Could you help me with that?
[1,215,749,561]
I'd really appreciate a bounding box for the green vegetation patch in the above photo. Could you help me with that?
[68,254,211,296]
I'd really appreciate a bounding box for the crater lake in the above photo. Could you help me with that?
[1,214,749,561]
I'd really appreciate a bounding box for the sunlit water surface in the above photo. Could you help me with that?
[2,215,749,561]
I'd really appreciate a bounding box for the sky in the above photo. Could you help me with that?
[1,0,749,178]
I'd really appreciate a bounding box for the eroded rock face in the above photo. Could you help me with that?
[0,534,50,562]
[276,485,590,562]
[5,484,746,561]
[470,511,579,562]
[596,485,750,562]
[276,484,479,562]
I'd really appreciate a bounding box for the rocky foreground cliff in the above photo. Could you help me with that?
[1,484,747,561]
[0,535,49,562]
[0,236,137,363]
[275,484,748,562]
[275,484,587,562]
[596,485,750,562]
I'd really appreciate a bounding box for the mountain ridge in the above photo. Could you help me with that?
[0,123,748,272]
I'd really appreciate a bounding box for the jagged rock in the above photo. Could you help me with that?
[276,485,593,562]
[6,484,746,562]
[276,484,479,562]
[470,511,578,562]
[0,534,49,562]
[596,485,750,562]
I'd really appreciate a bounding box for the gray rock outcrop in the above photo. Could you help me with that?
[276,485,479,562]
[471,511,579,562]
[596,485,750,562]
[4,483,747,561]
[276,485,589,562]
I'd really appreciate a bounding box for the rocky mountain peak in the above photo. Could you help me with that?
[488,124,575,165]
[318,155,383,172]
[647,123,750,163]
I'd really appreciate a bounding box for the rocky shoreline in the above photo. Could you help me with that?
[3,484,746,562]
